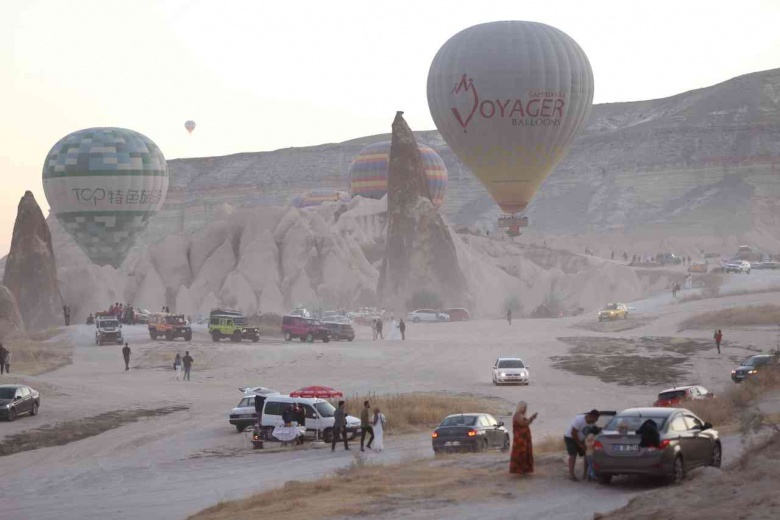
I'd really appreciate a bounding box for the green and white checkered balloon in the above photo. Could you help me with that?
[42,127,169,268]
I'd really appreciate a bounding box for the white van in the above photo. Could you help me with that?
[229,393,361,441]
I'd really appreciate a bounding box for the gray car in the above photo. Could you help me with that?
[592,407,721,485]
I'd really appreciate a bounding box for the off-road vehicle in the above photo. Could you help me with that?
[148,313,193,341]
[209,311,260,343]
[95,316,123,345]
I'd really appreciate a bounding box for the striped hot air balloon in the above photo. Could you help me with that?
[348,141,448,209]
[290,188,351,209]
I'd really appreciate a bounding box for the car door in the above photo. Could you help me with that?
[20,387,32,414]
[667,413,697,464]
[476,415,494,446]
[485,414,503,447]
[683,413,712,466]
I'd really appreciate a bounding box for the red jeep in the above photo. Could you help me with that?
[281,315,330,343]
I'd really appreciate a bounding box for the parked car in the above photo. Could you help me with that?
[0,384,40,421]
[598,303,628,321]
[148,313,193,341]
[132,308,152,324]
[687,263,708,273]
[656,253,683,265]
[653,385,713,407]
[492,357,530,385]
[724,260,751,274]
[731,354,777,383]
[431,413,510,454]
[281,315,330,343]
[209,313,260,343]
[445,308,471,321]
[592,407,721,485]
[95,316,123,345]
[229,393,360,440]
[322,321,355,341]
[407,309,450,323]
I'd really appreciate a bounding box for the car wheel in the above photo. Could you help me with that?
[284,332,292,341]
[670,456,685,485]
[596,473,612,485]
[477,438,488,452]
[709,442,722,468]
[501,434,510,452]
[30,402,39,416]
[235,424,246,433]
[413,317,421,323]
[306,333,314,343]
[7,407,16,422]
[348,337,354,342]
[211,333,221,342]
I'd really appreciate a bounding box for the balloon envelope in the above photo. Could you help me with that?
[348,141,447,208]
[427,21,594,215]
[184,120,196,134]
[42,127,169,268]
[291,188,351,209]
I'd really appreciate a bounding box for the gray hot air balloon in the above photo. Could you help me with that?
[42,127,169,268]
[427,21,594,233]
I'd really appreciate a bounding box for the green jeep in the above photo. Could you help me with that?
[209,314,260,343]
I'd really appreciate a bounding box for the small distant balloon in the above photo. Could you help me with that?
[184,120,196,134]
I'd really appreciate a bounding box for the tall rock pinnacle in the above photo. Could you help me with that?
[377,112,469,311]
[3,191,63,330]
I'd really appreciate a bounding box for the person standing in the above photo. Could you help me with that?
[399,319,406,340]
[376,319,383,340]
[714,329,723,354]
[63,305,70,326]
[122,343,131,371]
[372,319,378,341]
[173,353,182,380]
[510,401,537,476]
[182,351,193,381]
[332,401,349,451]
[360,400,375,451]
[254,394,266,428]
[2,349,10,374]
[507,308,512,326]
[372,408,386,451]
[564,409,599,481]
[0,343,6,375]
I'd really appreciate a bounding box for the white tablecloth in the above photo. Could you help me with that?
[272,426,305,442]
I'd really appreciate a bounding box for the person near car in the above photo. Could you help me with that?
[182,351,193,381]
[714,329,723,354]
[332,400,349,451]
[636,418,660,448]
[583,426,597,481]
[282,405,294,426]
[564,409,599,481]
[360,400,375,451]
[122,343,131,371]
[399,319,406,340]
[372,407,386,451]
[1,348,9,374]
[0,343,6,375]
[510,401,537,476]
[293,403,305,427]
[507,308,512,326]
[254,395,266,428]
[376,318,383,340]
[173,353,182,380]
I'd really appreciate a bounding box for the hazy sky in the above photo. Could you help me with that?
[2,0,779,255]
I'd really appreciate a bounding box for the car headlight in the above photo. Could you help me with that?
[731,370,736,374]
[499,372,506,377]
[749,370,757,375]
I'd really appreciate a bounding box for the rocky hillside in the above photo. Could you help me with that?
[152,68,780,243]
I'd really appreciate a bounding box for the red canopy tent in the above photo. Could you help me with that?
[289,386,343,399]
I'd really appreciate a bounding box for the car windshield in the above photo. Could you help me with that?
[165,316,186,324]
[742,356,770,367]
[658,390,686,400]
[0,388,16,399]
[233,317,247,325]
[498,360,525,369]
[314,402,336,417]
[604,304,618,310]
[439,415,477,427]
[604,415,668,432]
[101,320,119,327]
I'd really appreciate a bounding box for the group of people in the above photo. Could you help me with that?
[103,302,137,325]
[371,317,405,341]
[0,343,12,374]
[332,400,386,452]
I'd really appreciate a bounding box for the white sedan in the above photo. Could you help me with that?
[492,358,530,385]
[407,309,450,323]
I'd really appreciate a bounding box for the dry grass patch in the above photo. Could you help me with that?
[678,304,780,331]
[3,336,73,375]
[341,392,508,434]
[534,434,565,455]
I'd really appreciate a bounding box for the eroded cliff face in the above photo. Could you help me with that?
[3,192,62,330]
[0,284,25,340]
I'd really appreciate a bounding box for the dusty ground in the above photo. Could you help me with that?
[0,271,779,520]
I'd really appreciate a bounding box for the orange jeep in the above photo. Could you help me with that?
[148,313,193,341]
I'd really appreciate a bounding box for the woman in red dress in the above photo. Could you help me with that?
[510,401,538,475]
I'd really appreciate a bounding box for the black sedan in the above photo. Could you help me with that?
[432,413,509,454]
[731,354,777,383]
[0,384,40,421]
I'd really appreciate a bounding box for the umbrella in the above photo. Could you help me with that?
[290,386,343,399]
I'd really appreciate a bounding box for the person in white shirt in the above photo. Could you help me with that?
[563,409,599,481]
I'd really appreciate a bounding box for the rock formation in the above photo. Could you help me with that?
[3,191,63,330]
[377,112,469,311]
[0,284,25,340]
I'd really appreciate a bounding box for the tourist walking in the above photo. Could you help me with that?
[360,400,374,451]
[564,409,599,481]
[122,343,131,371]
[507,308,512,326]
[510,401,537,476]
[1,348,9,374]
[399,319,406,340]
[714,329,723,354]
[332,401,349,451]
[173,353,182,380]
[376,319,383,340]
[63,305,70,326]
[372,408,386,451]
[0,343,6,375]
[182,351,193,380]
[372,319,378,341]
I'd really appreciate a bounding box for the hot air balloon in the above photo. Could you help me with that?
[184,120,196,134]
[42,127,169,268]
[427,21,594,235]
[348,141,448,208]
[290,188,351,209]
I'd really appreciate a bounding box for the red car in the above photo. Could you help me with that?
[445,308,471,321]
[281,315,330,343]
[653,385,713,407]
